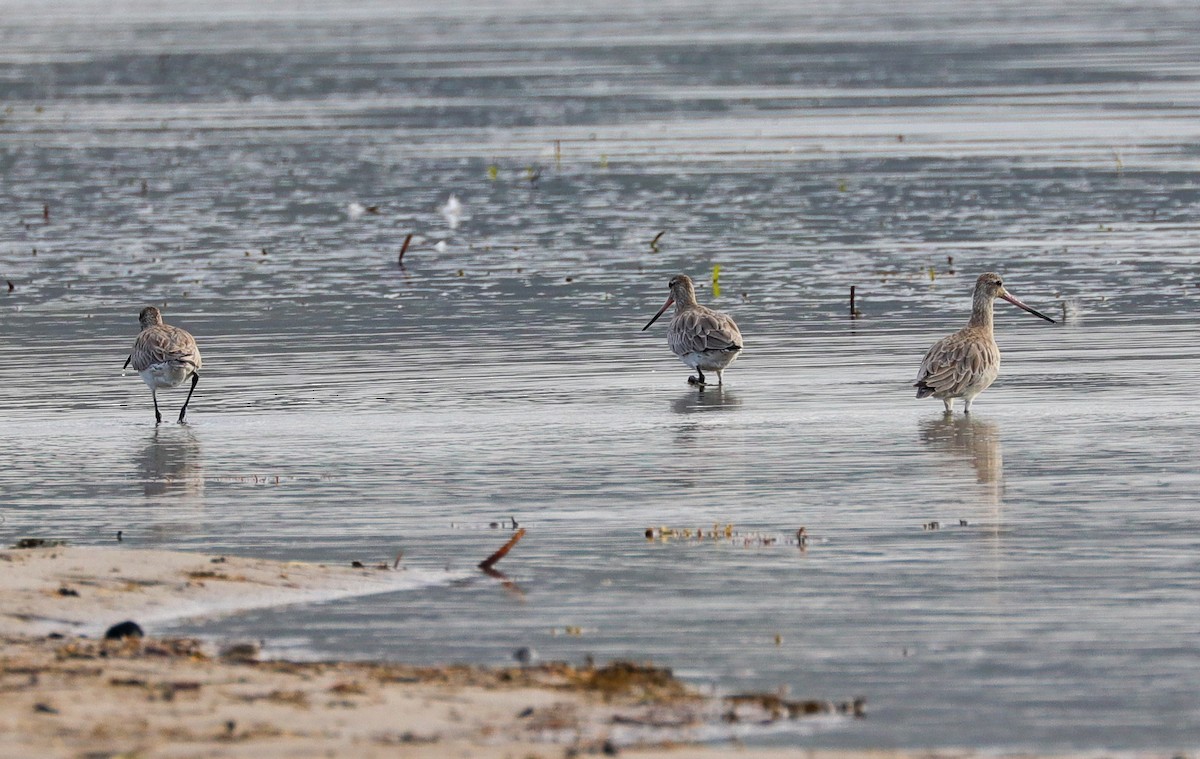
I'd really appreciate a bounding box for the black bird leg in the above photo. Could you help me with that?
[178,372,199,423]
[153,390,162,424]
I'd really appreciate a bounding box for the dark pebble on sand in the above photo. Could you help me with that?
[104,620,145,640]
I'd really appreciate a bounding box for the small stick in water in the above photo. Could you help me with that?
[649,231,665,252]
[398,234,413,266]
[393,550,403,569]
[850,286,863,319]
[479,528,526,570]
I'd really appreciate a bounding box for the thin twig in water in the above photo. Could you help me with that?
[398,234,413,266]
[650,231,665,252]
[479,528,526,570]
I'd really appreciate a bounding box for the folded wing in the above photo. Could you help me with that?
[914,331,992,398]
[668,308,743,357]
[131,325,202,372]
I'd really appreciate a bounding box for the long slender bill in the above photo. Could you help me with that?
[642,297,674,331]
[1000,292,1056,323]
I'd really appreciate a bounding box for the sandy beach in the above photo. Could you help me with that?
[2,627,1170,759]
[1,543,877,758]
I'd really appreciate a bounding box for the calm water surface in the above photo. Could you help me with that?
[2,0,1200,750]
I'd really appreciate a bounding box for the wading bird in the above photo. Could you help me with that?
[915,272,1055,413]
[125,306,203,423]
[642,274,743,387]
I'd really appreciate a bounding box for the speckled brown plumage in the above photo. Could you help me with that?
[643,274,743,386]
[915,272,1054,413]
[126,306,203,423]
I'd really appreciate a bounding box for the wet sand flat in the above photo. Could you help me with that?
[0,545,460,638]
[0,630,1181,759]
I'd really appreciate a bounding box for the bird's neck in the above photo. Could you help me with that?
[968,296,994,331]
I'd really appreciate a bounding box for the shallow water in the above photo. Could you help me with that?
[3,0,1200,750]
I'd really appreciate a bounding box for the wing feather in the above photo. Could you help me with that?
[914,330,995,397]
[132,325,202,372]
[668,307,743,356]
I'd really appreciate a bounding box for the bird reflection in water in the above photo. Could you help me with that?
[670,386,743,416]
[670,387,743,453]
[919,414,1003,487]
[138,425,204,499]
[919,414,1011,594]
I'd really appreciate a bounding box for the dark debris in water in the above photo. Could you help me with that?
[644,524,809,548]
[11,538,67,549]
[450,517,521,530]
[649,230,665,252]
[923,520,975,531]
[724,693,866,721]
[479,528,525,571]
[570,660,687,702]
[348,558,396,570]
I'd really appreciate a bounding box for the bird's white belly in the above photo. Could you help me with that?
[678,350,739,372]
[140,362,192,390]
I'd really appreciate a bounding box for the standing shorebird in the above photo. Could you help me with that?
[124,306,203,424]
[914,272,1055,413]
[642,274,743,386]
